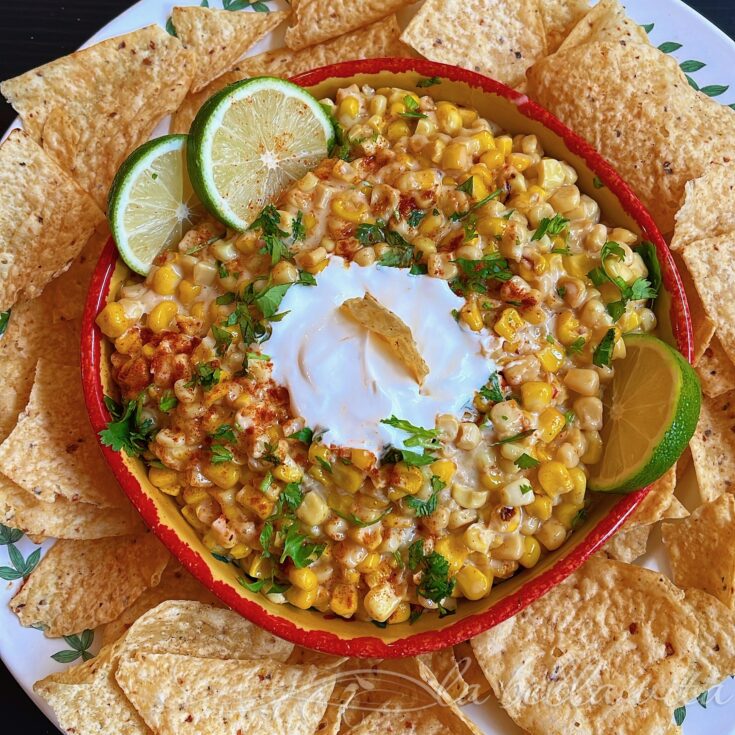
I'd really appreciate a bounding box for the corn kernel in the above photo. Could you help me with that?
[350,448,375,470]
[538,461,574,498]
[435,535,468,574]
[556,311,581,346]
[495,136,513,156]
[182,486,209,505]
[357,552,381,573]
[96,302,133,339]
[202,461,240,490]
[563,254,594,279]
[389,462,423,499]
[364,582,401,622]
[522,305,547,325]
[538,407,566,443]
[386,120,410,142]
[509,153,533,171]
[181,504,207,532]
[452,484,488,509]
[330,583,358,618]
[568,467,587,500]
[477,216,507,238]
[273,463,303,484]
[388,601,411,624]
[430,459,456,485]
[229,543,251,560]
[332,462,365,494]
[520,382,553,412]
[152,264,181,296]
[527,494,553,521]
[460,299,483,331]
[472,130,496,153]
[442,142,470,171]
[618,310,641,333]
[148,301,178,334]
[494,308,523,340]
[480,468,505,491]
[248,554,272,579]
[436,103,462,135]
[338,96,360,119]
[297,491,330,526]
[480,149,505,169]
[288,567,318,591]
[581,431,603,464]
[519,536,541,568]
[148,466,178,488]
[456,565,491,600]
[286,585,318,610]
[178,279,202,307]
[538,344,565,373]
[554,501,583,529]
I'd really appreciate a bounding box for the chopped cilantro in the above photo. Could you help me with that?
[291,210,306,241]
[188,362,221,390]
[407,209,426,228]
[281,482,304,512]
[593,328,616,368]
[356,220,386,246]
[333,507,391,527]
[158,392,178,413]
[634,242,662,297]
[593,176,604,189]
[279,522,326,568]
[408,539,425,571]
[210,424,237,443]
[479,372,505,403]
[216,291,236,306]
[450,188,504,221]
[566,337,586,356]
[400,95,427,119]
[288,427,314,444]
[519,483,533,495]
[556,285,567,298]
[531,213,569,241]
[450,253,513,295]
[418,551,456,603]
[316,456,333,474]
[210,444,233,464]
[211,324,233,356]
[405,475,446,517]
[564,410,576,425]
[456,176,474,195]
[0,310,9,338]
[492,429,534,446]
[260,471,273,494]
[99,393,156,458]
[515,453,540,470]
[380,416,440,451]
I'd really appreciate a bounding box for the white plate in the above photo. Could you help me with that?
[2,1,734,733]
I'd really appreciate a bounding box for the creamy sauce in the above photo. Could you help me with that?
[267,256,494,453]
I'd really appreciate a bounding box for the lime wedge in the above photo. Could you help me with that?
[108,134,206,275]
[589,334,701,493]
[187,77,334,231]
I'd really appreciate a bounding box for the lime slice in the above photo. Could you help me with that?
[187,77,334,231]
[108,134,206,275]
[589,334,701,493]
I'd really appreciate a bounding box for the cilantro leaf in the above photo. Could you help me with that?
[451,253,513,295]
[333,508,391,527]
[408,539,425,570]
[291,210,306,241]
[566,337,586,356]
[158,392,178,413]
[254,283,292,319]
[210,444,233,464]
[279,522,326,568]
[99,393,156,458]
[212,324,233,356]
[210,424,237,443]
[450,188,504,221]
[456,176,474,195]
[515,453,540,470]
[288,427,314,444]
[418,552,456,603]
[405,475,446,517]
[479,373,505,403]
[0,310,9,338]
[416,76,441,88]
[400,95,427,119]
[593,328,616,368]
[407,209,426,228]
[380,416,439,449]
[356,220,386,246]
[281,482,304,512]
[531,213,569,241]
[634,242,662,298]
[400,449,437,466]
[188,362,221,391]
[492,429,534,446]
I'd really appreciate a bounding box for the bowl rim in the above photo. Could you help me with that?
[81,56,693,658]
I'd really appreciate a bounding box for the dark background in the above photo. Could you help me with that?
[0,0,733,731]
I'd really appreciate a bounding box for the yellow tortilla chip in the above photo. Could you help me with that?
[10,533,169,636]
[171,16,409,134]
[556,0,648,52]
[527,41,735,234]
[341,292,429,385]
[681,234,735,367]
[672,161,735,251]
[35,639,152,735]
[673,252,716,367]
[539,0,590,52]
[0,359,129,508]
[117,600,294,662]
[689,389,735,502]
[697,335,735,398]
[115,652,335,735]
[417,649,470,703]
[599,523,651,563]
[471,557,698,734]
[401,0,547,90]
[100,565,222,645]
[625,467,677,528]
[0,473,143,540]
[0,130,104,312]
[172,6,289,92]
[285,0,411,50]
[315,681,359,735]
[681,588,735,701]
[663,496,689,520]
[452,641,492,702]
[662,493,735,609]
[1,25,195,208]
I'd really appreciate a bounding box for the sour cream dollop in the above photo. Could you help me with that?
[267,256,494,453]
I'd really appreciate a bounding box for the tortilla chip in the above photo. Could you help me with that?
[599,523,651,563]
[10,533,169,636]
[401,0,547,90]
[35,639,152,735]
[624,467,677,528]
[672,252,716,367]
[696,335,735,398]
[663,497,689,520]
[99,566,222,646]
[539,0,590,52]
[315,681,359,735]
[681,234,735,367]
[171,16,409,134]
[662,493,735,608]
[556,0,648,52]
[689,389,735,501]
[0,359,128,508]
[672,161,735,251]
[172,6,289,92]
[285,0,410,50]
[0,130,104,312]
[681,588,735,702]
[0,473,143,540]
[341,292,429,384]
[1,25,195,207]
[119,600,293,662]
[452,641,492,702]
[471,557,698,734]
[417,649,470,703]
[116,652,334,735]
[527,41,735,234]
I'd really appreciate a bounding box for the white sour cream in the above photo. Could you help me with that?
[267,257,494,454]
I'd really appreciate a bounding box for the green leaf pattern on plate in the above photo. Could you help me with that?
[50,630,95,664]
[0,524,41,581]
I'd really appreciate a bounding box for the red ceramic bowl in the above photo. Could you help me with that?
[81,58,692,658]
